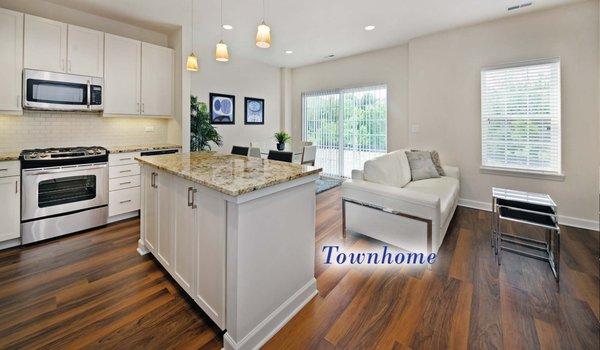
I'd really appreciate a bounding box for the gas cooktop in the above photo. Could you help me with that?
[20,146,108,169]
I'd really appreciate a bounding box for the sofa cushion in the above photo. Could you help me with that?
[363,149,412,188]
[404,176,459,226]
[405,151,441,181]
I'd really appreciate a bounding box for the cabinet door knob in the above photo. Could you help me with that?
[15,180,18,194]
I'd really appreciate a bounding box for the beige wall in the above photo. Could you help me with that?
[290,1,599,225]
[291,45,409,152]
[408,0,598,224]
[191,55,281,154]
[0,0,168,45]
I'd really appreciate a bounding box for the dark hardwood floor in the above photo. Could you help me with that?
[0,187,598,349]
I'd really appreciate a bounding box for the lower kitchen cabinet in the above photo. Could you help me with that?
[140,167,226,328]
[0,162,21,243]
[142,167,158,252]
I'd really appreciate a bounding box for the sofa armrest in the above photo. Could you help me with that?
[341,179,441,218]
[442,165,459,179]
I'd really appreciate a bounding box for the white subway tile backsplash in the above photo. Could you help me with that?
[0,112,169,152]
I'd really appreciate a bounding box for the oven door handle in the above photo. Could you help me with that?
[24,165,107,176]
[86,80,91,109]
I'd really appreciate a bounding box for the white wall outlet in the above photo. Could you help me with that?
[411,124,420,133]
[144,126,154,132]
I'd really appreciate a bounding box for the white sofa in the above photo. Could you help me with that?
[341,149,460,254]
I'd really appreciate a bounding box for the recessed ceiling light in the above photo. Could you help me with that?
[222,24,233,30]
[364,25,375,31]
[284,50,293,54]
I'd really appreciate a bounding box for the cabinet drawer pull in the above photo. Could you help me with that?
[15,180,18,194]
[187,187,197,209]
[119,157,132,161]
[0,169,7,171]
[151,172,158,188]
[119,181,132,185]
[119,199,132,204]
[119,170,132,173]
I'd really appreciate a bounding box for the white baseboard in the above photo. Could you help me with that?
[458,198,599,231]
[224,278,318,350]
[107,210,139,224]
[0,238,21,251]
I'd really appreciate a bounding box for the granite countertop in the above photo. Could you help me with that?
[107,144,182,153]
[0,151,20,161]
[135,152,322,196]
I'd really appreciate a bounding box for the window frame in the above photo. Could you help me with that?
[480,57,564,180]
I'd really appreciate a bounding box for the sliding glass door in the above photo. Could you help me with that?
[302,85,387,178]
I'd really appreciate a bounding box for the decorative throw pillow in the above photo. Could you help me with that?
[405,151,441,181]
[411,149,445,176]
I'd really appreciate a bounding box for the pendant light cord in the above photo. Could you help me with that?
[191,0,194,50]
[220,0,224,39]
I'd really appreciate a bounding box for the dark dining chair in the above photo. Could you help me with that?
[231,146,249,156]
[267,150,293,163]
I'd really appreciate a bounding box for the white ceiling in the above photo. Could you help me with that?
[43,0,583,68]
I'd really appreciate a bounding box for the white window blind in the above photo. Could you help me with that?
[481,58,561,174]
[302,85,387,177]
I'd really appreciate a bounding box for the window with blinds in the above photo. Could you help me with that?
[481,58,561,174]
[302,85,387,177]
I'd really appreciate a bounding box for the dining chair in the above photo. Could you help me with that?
[231,146,249,156]
[301,145,317,166]
[248,147,261,158]
[267,150,293,163]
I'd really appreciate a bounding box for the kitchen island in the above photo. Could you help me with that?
[135,152,321,350]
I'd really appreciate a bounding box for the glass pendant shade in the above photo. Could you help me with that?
[256,21,271,48]
[186,52,199,71]
[215,40,229,62]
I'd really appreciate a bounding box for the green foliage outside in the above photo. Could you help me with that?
[304,91,387,152]
[190,95,223,151]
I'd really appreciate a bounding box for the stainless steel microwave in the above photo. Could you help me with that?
[22,69,103,112]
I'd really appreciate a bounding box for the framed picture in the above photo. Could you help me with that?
[209,93,235,124]
[244,97,265,125]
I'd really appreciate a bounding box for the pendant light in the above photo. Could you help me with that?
[186,0,199,71]
[215,0,229,62]
[256,0,271,48]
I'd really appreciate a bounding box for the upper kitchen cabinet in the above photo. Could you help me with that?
[24,14,67,73]
[0,8,23,113]
[67,25,104,77]
[104,34,141,115]
[24,15,104,78]
[141,42,174,117]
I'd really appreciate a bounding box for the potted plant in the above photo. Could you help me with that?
[274,131,291,151]
[190,95,223,151]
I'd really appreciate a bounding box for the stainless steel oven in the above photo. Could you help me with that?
[23,69,103,112]
[20,147,109,244]
[21,164,108,221]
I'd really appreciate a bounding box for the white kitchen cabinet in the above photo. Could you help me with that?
[156,170,174,269]
[142,167,158,252]
[0,9,23,113]
[67,24,104,77]
[141,42,174,116]
[24,14,67,73]
[0,161,21,243]
[172,176,197,295]
[104,34,141,115]
[193,183,226,329]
